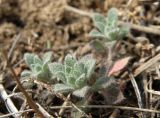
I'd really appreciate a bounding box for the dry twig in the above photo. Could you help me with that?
[1,50,46,118]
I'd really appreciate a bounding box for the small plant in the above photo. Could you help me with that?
[49,54,117,98]
[21,52,53,83]
[89,8,129,52]
[49,54,96,97]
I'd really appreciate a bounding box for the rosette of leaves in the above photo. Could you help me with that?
[49,54,96,97]
[89,8,129,52]
[21,52,53,83]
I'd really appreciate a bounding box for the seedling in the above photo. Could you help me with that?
[49,54,115,97]
[21,52,53,83]
[89,8,129,52]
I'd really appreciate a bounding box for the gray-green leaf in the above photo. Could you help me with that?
[64,54,76,68]
[42,52,52,64]
[89,29,105,38]
[106,8,118,27]
[21,70,31,78]
[24,53,35,67]
[53,84,74,93]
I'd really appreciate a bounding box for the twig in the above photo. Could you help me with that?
[64,5,160,36]
[134,53,160,77]
[1,50,46,118]
[8,34,21,59]
[59,94,70,116]
[0,109,34,118]
[36,103,53,118]
[50,105,160,113]
[0,74,19,118]
[128,70,145,118]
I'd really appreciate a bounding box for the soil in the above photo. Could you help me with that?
[0,0,160,118]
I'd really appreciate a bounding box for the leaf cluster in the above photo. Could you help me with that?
[21,52,53,83]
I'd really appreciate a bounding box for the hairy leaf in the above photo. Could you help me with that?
[42,51,52,64]
[75,74,86,88]
[21,70,31,78]
[93,77,115,90]
[49,62,64,74]
[64,54,76,68]
[90,40,106,52]
[89,29,105,38]
[24,53,35,67]
[72,86,90,98]
[92,13,106,25]
[53,84,74,93]
[106,8,118,27]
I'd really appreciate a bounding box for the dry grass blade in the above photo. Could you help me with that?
[0,109,33,118]
[0,74,19,118]
[50,105,160,113]
[134,53,160,77]
[128,71,145,118]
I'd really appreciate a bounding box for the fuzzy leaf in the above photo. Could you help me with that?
[73,62,85,78]
[106,8,118,27]
[72,86,90,98]
[94,22,105,33]
[92,13,106,25]
[36,72,50,82]
[49,63,64,75]
[42,52,52,64]
[118,26,129,39]
[53,84,74,93]
[64,54,76,68]
[89,29,105,38]
[24,53,35,67]
[93,77,115,90]
[66,76,76,88]
[90,40,106,52]
[75,74,86,88]
[108,57,130,76]
[21,70,31,78]
[33,64,42,73]
[34,56,43,65]
[84,59,96,79]
[55,71,66,83]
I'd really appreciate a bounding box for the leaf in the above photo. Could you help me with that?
[42,51,52,64]
[108,57,130,76]
[105,27,119,40]
[55,71,66,83]
[75,74,86,88]
[118,25,129,39]
[92,13,106,25]
[53,84,74,93]
[90,40,106,52]
[49,62,64,75]
[72,86,90,98]
[24,53,35,67]
[64,54,76,68]
[21,70,31,78]
[37,72,50,83]
[66,76,76,88]
[34,56,43,65]
[94,22,105,33]
[106,8,118,27]
[92,76,115,90]
[84,59,96,79]
[73,62,85,77]
[89,29,105,38]
[100,82,125,104]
